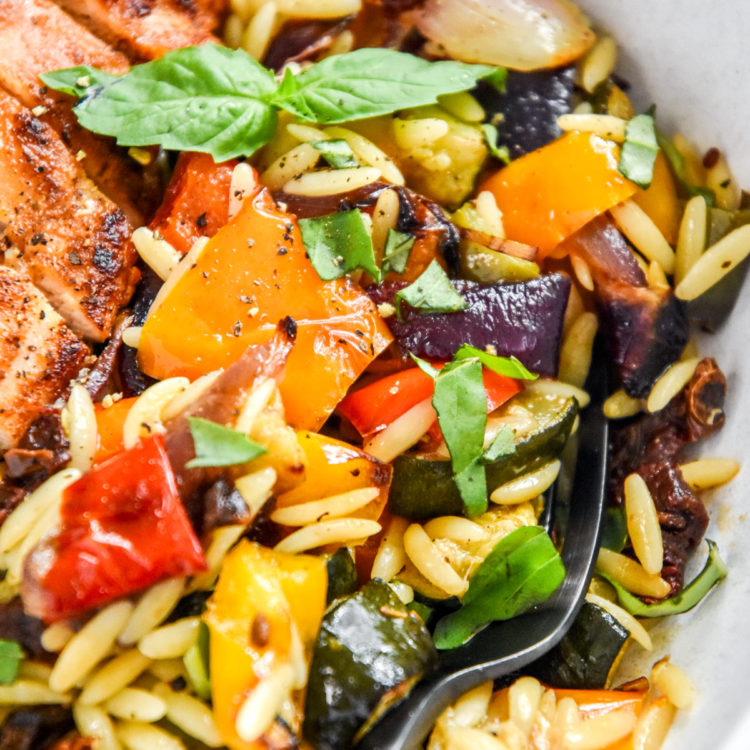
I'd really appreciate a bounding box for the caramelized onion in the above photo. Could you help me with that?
[415,0,594,71]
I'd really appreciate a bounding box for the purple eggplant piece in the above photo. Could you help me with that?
[368,274,571,375]
[475,67,577,161]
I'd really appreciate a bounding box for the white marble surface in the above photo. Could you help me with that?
[578,3,750,748]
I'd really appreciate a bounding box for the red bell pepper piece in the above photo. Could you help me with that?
[338,366,521,437]
[21,434,206,622]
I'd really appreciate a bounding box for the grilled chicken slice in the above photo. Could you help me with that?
[0,91,138,342]
[0,0,163,225]
[0,267,87,450]
[53,0,221,61]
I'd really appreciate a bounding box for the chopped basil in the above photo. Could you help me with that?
[482,67,508,94]
[600,539,727,618]
[395,260,467,318]
[0,640,24,685]
[432,358,488,516]
[482,425,515,463]
[433,526,565,649]
[382,229,415,275]
[454,344,537,380]
[43,45,497,161]
[617,113,659,188]
[482,123,510,164]
[299,209,381,282]
[311,139,358,169]
[186,417,267,469]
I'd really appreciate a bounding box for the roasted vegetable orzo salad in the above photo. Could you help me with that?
[0,0,745,748]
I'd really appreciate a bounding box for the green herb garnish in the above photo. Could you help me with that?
[618,113,659,188]
[454,344,537,380]
[298,209,380,282]
[482,425,515,463]
[310,139,358,169]
[0,640,24,685]
[382,229,415,275]
[186,417,267,469]
[434,526,565,649]
[483,67,509,94]
[42,45,498,161]
[432,358,488,517]
[600,539,727,618]
[482,123,510,164]
[395,260,467,318]
[183,621,211,700]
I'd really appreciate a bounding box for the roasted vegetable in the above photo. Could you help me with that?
[391,105,488,209]
[325,548,359,605]
[204,540,327,749]
[530,601,630,689]
[303,579,436,750]
[686,207,750,330]
[368,274,571,376]
[22,435,206,622]
[481,132,638,257]
[274,431,392,526]
[389,391,577,519]
[138,187,392,431]
[632,153,681,245]
[459,240,539,283]
[564,217,688,397]
[475,66,576,160]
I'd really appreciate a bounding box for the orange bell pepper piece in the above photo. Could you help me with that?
[149,152,238,256]
[275,431,392,525]
[204,540,327,750]
[481,132,638,257]
[138,188,392,431]
[92,397,137,464]
[632,152,680,246]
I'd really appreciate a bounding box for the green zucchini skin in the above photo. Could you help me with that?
[389,395,578,520]
[324,548,358,605]
[687,208,750,331]
[530,601,629,689]
[303,579,436,750]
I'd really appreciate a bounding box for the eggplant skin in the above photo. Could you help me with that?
[596,281,689,398]
[369,274,571,376]
[476,67,577,160]
[303,580,436,750]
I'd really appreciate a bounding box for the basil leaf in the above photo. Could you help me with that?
[311,139,358,169]
[272,48,495,124]
[482,425,515,463]
[600,539,727,618]
[409,352,440,379]
[657,132,716,206]
[186,417,267,469]
[454,344,537,380]
[483,67,508,94]
[434,526,565,649]
[299,209,381,282]
[41,65,118,97]
[395,260,467,318]
[432,358,488,516]
[382,229,415,275]
[482,123,510,164]
[618,113,659,188]
[0,640,24,685]
[65,44,278,161]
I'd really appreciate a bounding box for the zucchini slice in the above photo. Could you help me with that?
[303,579,436,750]
[325,547,359,605]
[530,601,629,689]
[389,392,578,519]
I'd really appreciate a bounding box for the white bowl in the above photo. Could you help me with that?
[579,3,750,748]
